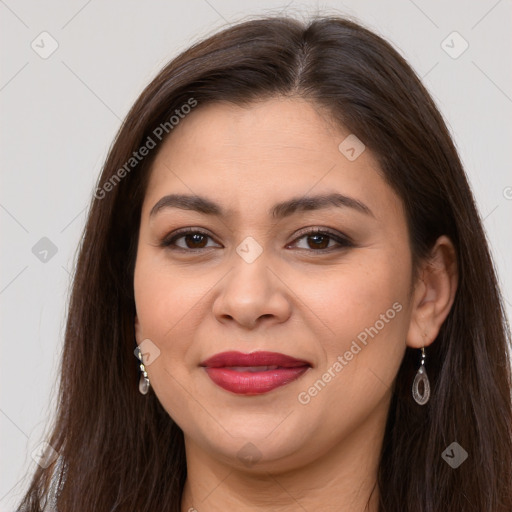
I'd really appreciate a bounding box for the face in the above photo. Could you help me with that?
[133,96,414,472]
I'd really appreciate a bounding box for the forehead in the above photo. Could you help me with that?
[152,97,344,170]
[142,97,403,223]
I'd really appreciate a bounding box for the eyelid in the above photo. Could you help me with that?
[287,227,354,251]
[291,226,352,242]
[160,227,220,249]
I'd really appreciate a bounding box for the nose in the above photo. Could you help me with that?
[212,254,292,330]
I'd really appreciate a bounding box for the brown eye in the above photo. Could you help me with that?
[181,233,208,249]
[161,227,353,253]
[160,229,219,251]
[305,233,331,250]
[290,229,353,252]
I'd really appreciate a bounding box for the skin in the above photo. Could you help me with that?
[133,96,458,511]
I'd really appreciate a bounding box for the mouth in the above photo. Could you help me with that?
[199,351,312,395]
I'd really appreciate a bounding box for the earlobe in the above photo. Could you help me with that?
[134,315,142,344]
[406,235,458,349]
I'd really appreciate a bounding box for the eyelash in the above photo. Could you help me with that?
[159,227,354,253]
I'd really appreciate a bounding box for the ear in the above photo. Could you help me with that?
[406,235,458,349]
[134,314,143,344]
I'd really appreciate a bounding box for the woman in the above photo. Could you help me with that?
[17,14,512,512]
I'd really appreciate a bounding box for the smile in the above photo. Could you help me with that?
[200,351,312,395]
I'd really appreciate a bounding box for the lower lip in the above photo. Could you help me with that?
[204,366,310,395]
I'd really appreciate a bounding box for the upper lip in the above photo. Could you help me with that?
[199,351,312,368]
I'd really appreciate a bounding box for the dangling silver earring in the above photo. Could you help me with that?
[412,347,430,405]
[135,346,150,395]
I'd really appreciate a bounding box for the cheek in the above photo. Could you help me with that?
[316,253,409,339]
[134,254,190,349]
[133,249,222,377]
[290,257,409,448]
[306,249,410,400]
[133,258,203,420]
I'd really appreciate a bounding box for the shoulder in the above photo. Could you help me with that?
[16,456,68,512]
[44,456,68,511]
[43,457,66,512]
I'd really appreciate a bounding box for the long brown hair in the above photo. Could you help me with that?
[17,14,512,511]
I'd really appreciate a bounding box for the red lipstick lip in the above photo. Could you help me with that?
[199,351,312,395]
[199,351,312,369]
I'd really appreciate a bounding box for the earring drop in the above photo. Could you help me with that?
[135,346,150,395]
[412,347,430,405]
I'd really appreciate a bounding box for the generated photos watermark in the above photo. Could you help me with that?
[298,301,403,405]
[94,97,198,200]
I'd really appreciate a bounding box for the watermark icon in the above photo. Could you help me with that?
[237,442,262,467]
[94,98,197,200]
[441,442,468,468]
[32,237,58,263]
[503,186,512,200]
[441,31,469,59]
[134,338,161,366]
[338,134,366,161]
[298,301,403,404]
[31,441,59,468]
[31,31,59,59]
[236,236,263,263]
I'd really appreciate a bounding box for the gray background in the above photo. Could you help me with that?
[1,0,511,509]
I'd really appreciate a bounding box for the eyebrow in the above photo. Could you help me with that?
[149,192,374,220]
